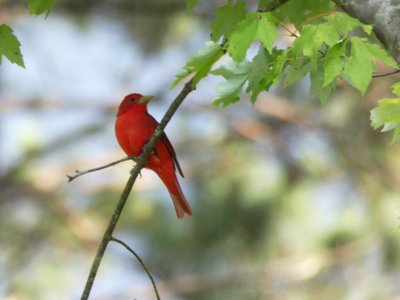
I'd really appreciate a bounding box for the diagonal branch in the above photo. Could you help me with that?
[80,78,195,300]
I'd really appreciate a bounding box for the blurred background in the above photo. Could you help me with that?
[1,1,400,299]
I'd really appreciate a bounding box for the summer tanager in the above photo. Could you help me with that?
[115,93,192,219]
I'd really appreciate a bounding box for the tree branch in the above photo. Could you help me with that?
[80,78,195,300]
[110,237,160,300]
[67,156,139,182]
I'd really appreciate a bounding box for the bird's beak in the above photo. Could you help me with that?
[137,95,154,104]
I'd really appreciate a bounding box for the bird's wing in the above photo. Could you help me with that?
[147,113,185,178]
[160,132,185,178]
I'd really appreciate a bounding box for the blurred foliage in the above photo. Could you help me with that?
[1,0,400,300]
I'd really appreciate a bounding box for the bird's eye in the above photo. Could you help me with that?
[129,97,135,102]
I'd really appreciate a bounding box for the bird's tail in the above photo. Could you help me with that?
[156,169,192,219]
[170,181,192,219]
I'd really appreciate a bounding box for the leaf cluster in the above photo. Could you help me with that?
[0,0,57,67]
[177,0,399,140]
[177,1,396,102]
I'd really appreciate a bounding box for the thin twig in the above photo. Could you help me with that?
[110,237,161,300]
[372,69,400,78]
[67,156,139,182]
[80,79,195,300]
[257,0,290,12]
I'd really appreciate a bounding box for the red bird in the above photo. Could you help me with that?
[115,93,192,219]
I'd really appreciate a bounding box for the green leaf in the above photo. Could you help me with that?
[274,0,334,29]
[291,23,339,67]
[392,127,400,142]
[172,41,223,87]
[310,63,336,104]
[283,60,313,87]
[343,38,376,95]
[342,37,397,95]
[363,42,398,69]
[228,12,277,61]
[392,82,400,97]
[212,60,251,106]
[370,97,400,142]
[256,13,278,53]
[0,24,24,67]
[319,80,336,104]
[323,40,346,86]
[291,25,317,60]
[210,2,246,42]
[325,12,372,35]
[246,49,270,102]
[258,0,271,8]
[307,0,335,16]
[212,48,287,106]
[185,0,198,9]
[28,0,57,16]
[371,99,400,127]
[247,48,286,102]
[172,68,191,86]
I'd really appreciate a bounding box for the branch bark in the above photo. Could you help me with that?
[334,0,400,64]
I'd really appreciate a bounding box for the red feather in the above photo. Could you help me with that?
[115,93,192,219]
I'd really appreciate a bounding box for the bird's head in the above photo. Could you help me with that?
[117,93,154,116]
